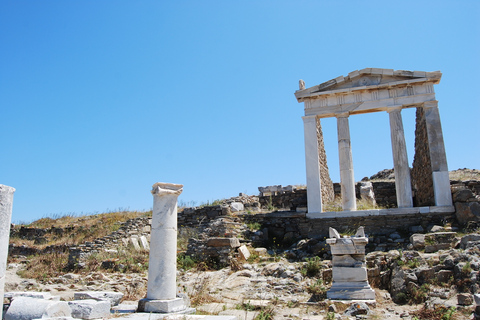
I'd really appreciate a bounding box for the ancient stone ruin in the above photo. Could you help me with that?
[326,227,375,300]
[295,68,453,217]
[138,182,194,314]
[0,184,14,318]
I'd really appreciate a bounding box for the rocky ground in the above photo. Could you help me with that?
[5,241,478,320]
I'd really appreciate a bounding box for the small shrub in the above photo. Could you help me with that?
[301,256,322,278]
[255,307,275,320]
[177,253,196,271]
[307,278,327,300]
[247,222,262,231]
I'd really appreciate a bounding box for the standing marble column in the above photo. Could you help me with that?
[303,115,323,214]
[423,101,452,206]
[138,182,189,313]
[0,185,15,314]
[388,107,413,208]
[337,113,356,211]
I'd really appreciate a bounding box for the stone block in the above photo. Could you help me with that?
[332,267,368,282]
[230,202,244,212]
[130,237,141,250]
[137,297,187,313]
[457,293,473,306]
[74,291,123,306]
[139,236,150,250]
[410,234,425,250]
[5,297,71,320]
[237,245,250,261]
[5,291,59,301]
[455,202,480,226]
[68,299,110,319]
[206,238,240,248]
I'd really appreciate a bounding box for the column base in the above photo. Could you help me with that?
[137,298,194,313]
[327,282,376,300]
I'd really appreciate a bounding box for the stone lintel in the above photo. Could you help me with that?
[305,94,435,118]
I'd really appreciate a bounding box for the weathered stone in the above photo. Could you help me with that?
[237,245,250,261]
[0,184,15,304]
[230,202,244,212]
[455,202,480,226]
[460,234,480,249]
[207,238,240,248]
[410,234,425,250]
[344,302,370,316]
[453,189,474,202]
[139,235,150,251]
[74,291,123,306]
[5,297,71,320]
[68,299,110,319]
[457,293,473,306]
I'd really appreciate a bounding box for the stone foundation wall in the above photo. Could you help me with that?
[411,107,435,206]
[240,211,454,247]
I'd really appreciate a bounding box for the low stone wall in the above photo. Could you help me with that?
[451,180,480,227]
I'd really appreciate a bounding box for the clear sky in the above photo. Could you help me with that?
[1,1,479,223]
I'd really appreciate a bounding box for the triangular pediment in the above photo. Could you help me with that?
[295,68,441,101]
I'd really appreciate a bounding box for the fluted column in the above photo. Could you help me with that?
[303,115,322,213]
[337,113,356,211]
[423,101,452,206]
[388,107,413,207]
[0,184,15,316]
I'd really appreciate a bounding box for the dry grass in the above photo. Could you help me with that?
[323,198,382,212]
[17,251,69,281]
[11,210,151,249]
[449,168,480,181]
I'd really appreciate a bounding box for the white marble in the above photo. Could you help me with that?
[327,227,375,300]
[336,114,356,211]
[0,184,14,316]
[424,102,452,206]
[295,68,450,217]
[388,108,413,208]
[147,183,183,300]
[139,182,189,313]
[302,116,322,214]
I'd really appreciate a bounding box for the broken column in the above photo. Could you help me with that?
[326,227,375,300]
[0,185,15,312]
[138,182,189,313]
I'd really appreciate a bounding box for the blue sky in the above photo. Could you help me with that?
[1,1,479,223]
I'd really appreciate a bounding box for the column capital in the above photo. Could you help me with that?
[151,183,183,196]
[336,112,350,118]
[302,115,317,122]
[386,106,403,113]
[423,100,438,109]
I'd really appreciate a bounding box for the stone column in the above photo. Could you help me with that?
[138,182,188,313]
[423,101,452,206]
[337,113,356,211]
[388,107,413,208]
[0,185,15,313]
[303,115,322,214]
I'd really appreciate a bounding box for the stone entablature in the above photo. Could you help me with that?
[295,68,452,216]
[295,68,441,118]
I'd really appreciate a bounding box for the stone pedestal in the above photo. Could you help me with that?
[326,227,375,300]
[138,182,191,313]
[0,185,15,315]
